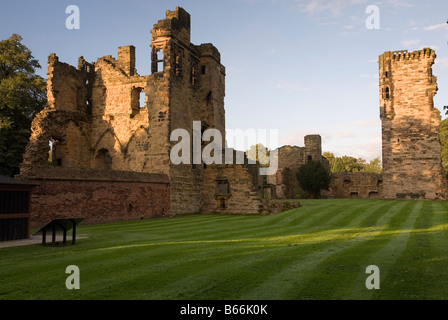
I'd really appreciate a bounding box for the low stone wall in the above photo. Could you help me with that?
[201,164,265,215]
[328,172,383,199]
[261,199,301,215]
[17,167,170,228]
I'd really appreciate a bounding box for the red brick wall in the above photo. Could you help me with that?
[18,167,170,228]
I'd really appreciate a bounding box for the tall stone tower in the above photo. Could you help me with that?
[148,7,227,214]
[379,48,447,200]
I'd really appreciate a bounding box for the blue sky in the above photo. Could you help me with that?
[1,0,447,160]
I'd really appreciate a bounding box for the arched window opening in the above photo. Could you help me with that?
[94,149,112,170]
[48,138,64,166]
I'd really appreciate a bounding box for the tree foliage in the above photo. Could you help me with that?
[0,34,46,176]
[295,160,332,199]
[440,118,448,177]
[323,152,382,174]
[246,143,270,167]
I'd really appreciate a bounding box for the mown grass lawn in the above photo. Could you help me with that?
[1,199,448,300]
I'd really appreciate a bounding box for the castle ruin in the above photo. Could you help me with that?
[379,48,447,200]
[19,7,299,227]
[16,9,448,228]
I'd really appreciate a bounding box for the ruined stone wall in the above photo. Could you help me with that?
[379,48,448,200]
[327,172,383,199]
[267,135,325,199]
[201,161,300,215]
[18,168,169,228]
[22,48,154,174]
[200,150,267,214]
[201,163,263,215]
[91,51,151,172]
[21,55,93,172]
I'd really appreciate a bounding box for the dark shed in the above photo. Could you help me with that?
[0,176,36,241]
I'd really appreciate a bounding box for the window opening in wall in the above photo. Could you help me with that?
[217,180,230,195]
[220,198,226,209]
[206,91,212,108]
[307,155,312,162]
[157,49,163,72]
[201,65,206,74]
[139,91,145,109]
[131,87,145,117]
[385,87,390,99]
[385,71,389,78]
[343,179,352,188]
[175,55,182,76]
[191,66,196,85]
[49,138,63,166]
[48,139,54,165]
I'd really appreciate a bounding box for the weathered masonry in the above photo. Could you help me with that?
[267,135,327,199]
[379,48,448,200]
[19,7,298,228]
[327,172,382,199]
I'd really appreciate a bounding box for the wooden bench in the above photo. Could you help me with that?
[34,218,84,246]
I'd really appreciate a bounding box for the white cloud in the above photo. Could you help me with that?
[401,39,420,48]
[424,23,448,31]
[385,0,415,8]
[329,136,382,161]
[434,57,448,74]
[294,0,368,16]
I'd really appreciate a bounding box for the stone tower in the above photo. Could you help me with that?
[379,48,447,200]
[304,135,322,163]
[148,7,227,214]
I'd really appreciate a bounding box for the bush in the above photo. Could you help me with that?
[296,160,332,199]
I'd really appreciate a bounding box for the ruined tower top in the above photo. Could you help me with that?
[379,47,438,121]
[151,6,191,45]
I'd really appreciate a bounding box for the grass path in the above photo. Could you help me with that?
[1,199,448,300]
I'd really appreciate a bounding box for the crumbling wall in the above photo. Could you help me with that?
[328,172,383,199]
[379,48,448,200]
[267,135,326,199]
[90,49,150,172]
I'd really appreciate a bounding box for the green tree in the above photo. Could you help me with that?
[362,157,383,174]
[440,118,448,177]
[331,157,345,173]
[296,160,332,199]
[246,143,270,167]
[0,34,46,176]
[323,152,335,169]
[329,155,380,173]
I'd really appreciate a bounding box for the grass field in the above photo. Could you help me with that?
[1,199,448,300]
